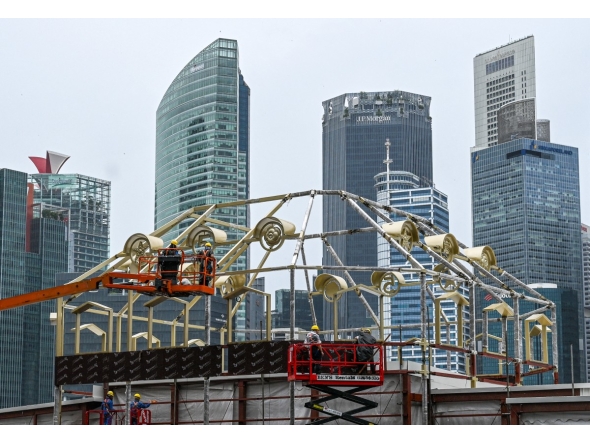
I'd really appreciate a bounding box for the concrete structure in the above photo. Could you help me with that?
[474,36,536,147]
[0,169,68,408]
[471,138,584,382]
[322,90,433,333]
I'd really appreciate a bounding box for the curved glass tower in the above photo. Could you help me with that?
[155,38,251,342]
[155,38,249,250]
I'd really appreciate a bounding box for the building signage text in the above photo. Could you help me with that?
[535,144,573,156]
[190,63,205,73]
[356,116,391,124]
[485,49,515,64]
[316,374,381,381]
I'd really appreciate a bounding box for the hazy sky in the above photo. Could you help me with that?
[1,17,589,297]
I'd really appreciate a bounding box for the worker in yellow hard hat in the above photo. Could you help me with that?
[305,325,324,373]
[158,239,181,288]
[102,390,115,425]
[198,242,215,286]
[130,393,156,425]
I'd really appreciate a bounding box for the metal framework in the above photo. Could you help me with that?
[0,189,561,424]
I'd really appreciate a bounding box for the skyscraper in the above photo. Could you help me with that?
[473,36,536,147]
[582,224,590,381]
[155,38,249,245]
[274,288,324,331]
[0,169,68,408]
[322,90,432,331]
[155,38,250,338]
[471,138,584,381]
[29,173,110,272]
[375,167,465,372]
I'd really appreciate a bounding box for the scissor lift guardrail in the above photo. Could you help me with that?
[288,343,384,425]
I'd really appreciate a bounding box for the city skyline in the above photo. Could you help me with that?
[1,19,589,297]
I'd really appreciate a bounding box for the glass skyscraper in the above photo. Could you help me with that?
[29,173,110,272]
[471,138,584,381]
[375,170,465,372]
[155,38,249,243]
[0,169,68,408]
[322,91,433,332]
[274,288,324,331]
[155,38,250,340]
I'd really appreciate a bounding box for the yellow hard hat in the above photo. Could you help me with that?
[134,393,141,399]
[311,325,319,331]
[361,328,371,333]
[107,391,114,397]
[170,240,178,246]
[205,242,212,247]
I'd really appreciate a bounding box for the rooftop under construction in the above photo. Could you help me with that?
[0,189,575,425]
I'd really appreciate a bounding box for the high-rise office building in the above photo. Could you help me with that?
[375,167,465,372]
[471,138,584,381]
[29,173,110,272]
[521,284,580,385]
[322,90,433,332]
[274,288,324,331]
[0,169,68,408]
[474,36,536,147]
[241,277,266,341]
[155,38,249,245]
[155,38,250,338]
[582,224,590,381]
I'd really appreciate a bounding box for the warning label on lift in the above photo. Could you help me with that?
[316,375,380,381]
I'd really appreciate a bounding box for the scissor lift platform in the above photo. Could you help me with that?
[288,342,384,424]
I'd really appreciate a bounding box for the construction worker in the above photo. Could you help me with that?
[355,327,377,374]
[130,393,155,425]
[102,390,114,425]
[158,239,181,287]
[196,242,215,286]
[305,325,324,374]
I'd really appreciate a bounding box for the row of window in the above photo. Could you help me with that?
[485,55,514,75]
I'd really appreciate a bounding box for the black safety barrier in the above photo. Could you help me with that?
[226,341,291,375]
[54,346,223,385]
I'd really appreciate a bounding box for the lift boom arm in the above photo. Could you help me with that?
[0,276,105,312]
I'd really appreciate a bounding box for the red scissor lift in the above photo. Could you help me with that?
[288,342,384,425]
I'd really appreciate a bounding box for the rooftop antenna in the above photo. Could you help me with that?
[384,138,392,192]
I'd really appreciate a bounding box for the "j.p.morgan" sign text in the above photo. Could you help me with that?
[356,116,391,124]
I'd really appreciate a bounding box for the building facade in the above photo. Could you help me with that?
[0,169,68,408]
[520,284,582,385]
[375,170,465,372]
[274,288,324,332]
[471,138,584,381]
[155,38,249,248]
[155,38,250,337]
[582,224,590,382]
[29,173,110,272]
[474,36,536,147]
[322,91,433,332]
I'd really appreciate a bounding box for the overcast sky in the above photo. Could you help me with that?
[1,16,589,297]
